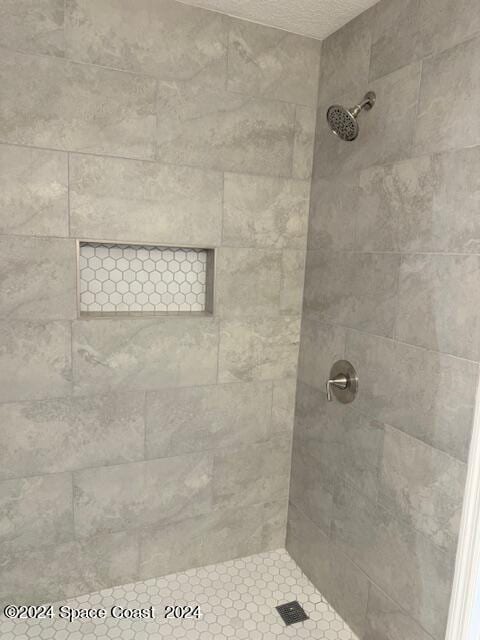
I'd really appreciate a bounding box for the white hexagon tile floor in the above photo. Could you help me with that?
[0,549,358,640]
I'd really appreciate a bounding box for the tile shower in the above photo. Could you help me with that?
[0,0,316,627]
[288,1,480,639]
[0,1,478,640]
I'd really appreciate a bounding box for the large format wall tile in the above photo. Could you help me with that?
[280,250,306,316]
[414,36,480,155]
[0,321,71,402]
[379,425,466,553]
[369,0,421,81]
[0,236,76,320]
[74,454,213,537]
[308,173,358,251]
[145,382,272,458]
[0,473,73,552]
[0,145,68,237]
[315,62,421,178]
[304,251,400,337]
[218,317,300,382]
[271,378,297,437]
[287,503,370,638]
[227,20,320,106]
[317,11,372,107]
[293,382,340,488]
[364,583,437,640]
[356,161,410,253]
[294,381,385,502]
[215,248,282,318]
[212,438,291,509]
[0,50,156,159]
[355,161,403,252]
[222,173,309,249]
[370,0,480,81]
[415,0,480,64]
[356,148,480,253]
[292,106,317,180]
[262,499,289,550]
[0,530,139,607]
[69,154,223,245]
[332,482,455,640]
[427,147,480,253]
[218,247,305,319]
[65,0,226,79]
[346,330,477,462]
[289,444,334,535]
[333,406,384,502]
[0,392,144,480]
[297,313,346,389]
[0,0,65,56]
[139,501,285,580]
[396,254,480,360]
[156,59,296,175]
[73,317,218,393]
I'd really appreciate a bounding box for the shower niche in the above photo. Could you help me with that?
[77,241,215,317]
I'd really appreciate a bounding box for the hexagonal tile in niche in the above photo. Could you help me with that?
[79,242,210,315]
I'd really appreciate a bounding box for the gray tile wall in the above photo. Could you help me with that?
[0,0,320,605]
[287,1,480,639]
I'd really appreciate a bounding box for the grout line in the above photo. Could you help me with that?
[220,171,226,246]
[304,246,480,257]
[296,377,470,467]
[153,76,160,162]
[70,470,77,541]
[215,319,221,384]
[269,381,275,438]
[381,420,468,469]
[66,152,71,237]
[290,104,298,178]
[0,228,312,251]
[0,41,316,109]
[4,133,480,194]
[411,57,424,151]
[142,391,148,461]
[5,221,480,258]
[391,252,403,341]
[224,17,230,93]
[301,311,480,365]
[0,141,310,183]
[1,427,291,485]
[69,319,74,390]
[0,44,160,81]
[369,29,480,85]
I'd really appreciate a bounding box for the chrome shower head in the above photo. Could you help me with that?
[326,91,376,141]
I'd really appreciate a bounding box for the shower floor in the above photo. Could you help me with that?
[0,549,358,640]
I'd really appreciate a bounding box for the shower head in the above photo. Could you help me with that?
[326,91,376,142]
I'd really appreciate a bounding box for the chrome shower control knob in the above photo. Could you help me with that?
[326,373,348,401]
[325,360,358,404]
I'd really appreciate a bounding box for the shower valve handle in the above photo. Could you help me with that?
[326,374,348,402]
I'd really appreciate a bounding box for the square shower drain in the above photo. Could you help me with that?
[276,601,309,626]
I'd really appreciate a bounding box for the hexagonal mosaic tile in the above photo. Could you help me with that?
[79,243,208,314]
[0,549,359,639]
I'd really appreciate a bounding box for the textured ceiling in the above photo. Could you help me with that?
[176,0,380,40]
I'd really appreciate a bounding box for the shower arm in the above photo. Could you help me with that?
[350,92,376,117]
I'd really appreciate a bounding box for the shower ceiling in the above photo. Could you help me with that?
[176,0,380,39]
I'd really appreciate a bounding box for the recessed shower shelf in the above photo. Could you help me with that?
[78,241,214,317]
